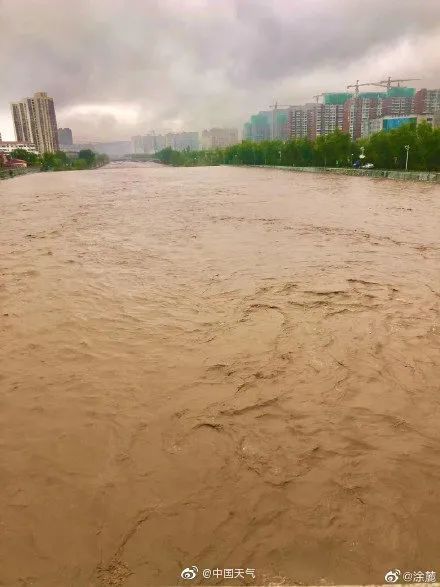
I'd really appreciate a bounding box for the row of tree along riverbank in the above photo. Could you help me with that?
[0,148,109,178]
[155,122,440,172]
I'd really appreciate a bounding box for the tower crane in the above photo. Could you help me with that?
[269,101,291,110]
[346,80,385,96]
[377,77,421,91]
[313,93,326,103]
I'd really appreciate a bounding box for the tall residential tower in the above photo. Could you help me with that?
[11,91,59,153]
[201,128,238,149]
[58,127,73,146]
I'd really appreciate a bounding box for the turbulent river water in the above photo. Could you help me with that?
[0,163,439,587]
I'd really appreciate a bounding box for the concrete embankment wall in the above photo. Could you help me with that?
[252,165,440,183]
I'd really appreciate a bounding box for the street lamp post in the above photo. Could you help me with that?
[404,145,410,171]
[278,150,282,165]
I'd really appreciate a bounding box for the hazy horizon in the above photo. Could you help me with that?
[1,0,439,142]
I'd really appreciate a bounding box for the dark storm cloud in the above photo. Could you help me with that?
[232,0,440,83]
[0,0,439,140]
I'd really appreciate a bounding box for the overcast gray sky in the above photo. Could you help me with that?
[1,0,439,142]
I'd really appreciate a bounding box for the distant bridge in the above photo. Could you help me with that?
[111,153,159,162]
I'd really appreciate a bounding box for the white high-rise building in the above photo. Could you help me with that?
[131,133,166,154]
[201,128,238,150]
[131,135,144,154]
[165,132,199,151]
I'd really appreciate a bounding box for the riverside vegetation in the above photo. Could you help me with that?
[155,122,440,171]
[4,148,109,172]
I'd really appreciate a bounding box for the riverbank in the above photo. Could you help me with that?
[0,167,40,180]
[153,160,440,182]
[154,123,440,173]
[250,165,440,182]
[0,162,109,181]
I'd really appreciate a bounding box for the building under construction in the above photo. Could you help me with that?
[242,109,290,142]
[244,82,440,143]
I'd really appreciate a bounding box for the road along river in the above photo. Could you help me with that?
[0,163,439,586]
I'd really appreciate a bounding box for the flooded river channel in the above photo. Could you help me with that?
[1,163,439,586]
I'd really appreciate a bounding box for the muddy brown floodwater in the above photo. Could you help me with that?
[0,163,439,587]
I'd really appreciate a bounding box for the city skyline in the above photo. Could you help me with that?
[1,0,439,142]
[3,83,439,156]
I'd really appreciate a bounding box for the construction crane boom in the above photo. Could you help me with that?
[269,101,291,110]
[313,93,325,103]
[346,80,387,95]
[377,76,421,91]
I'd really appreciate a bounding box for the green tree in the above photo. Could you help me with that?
[10,148,40,166]
[40,151,68,171]
[95,153,110,167]
[417,124,440,171]
[156,147,173,164]
[78,149,96,167]
[315,130,351,167]
[153,125,440,172]
[73,158,88,170]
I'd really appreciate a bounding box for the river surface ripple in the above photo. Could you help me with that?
[1,163,439,586]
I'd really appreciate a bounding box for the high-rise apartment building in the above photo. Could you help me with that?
[165,132,199,151]
[242,111,271,142]
[343,93,383,140]
[314,103,345,137]
[244,85,440,143]
[32,92,59,153]
[242,122,251,141]
[143,133,166,153]
[302,94,351,139]
[342,88,415,139]
[131,135,144,154]
[11,100,34,143]
[201,128,238,150]
[380,88,415,117]
[58,127,73,146]
[288,105,315,139]
[414,88,440,114]
[153,134,166,152]
[271,109,290,140]
[131,133,166,154]
[11,92,59,153]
